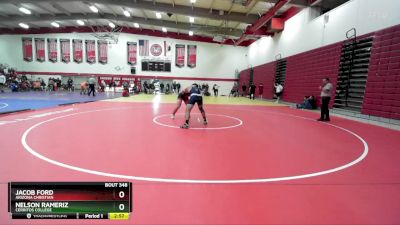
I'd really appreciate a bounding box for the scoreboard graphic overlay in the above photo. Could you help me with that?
[9,182,132,220]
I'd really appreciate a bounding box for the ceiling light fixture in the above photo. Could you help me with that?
[19,7,31,15]
[18,23,29,29]
[51,22,60,28]
[89,5,98,13]
[134,23,140,28]
[109,22,115,28]
[162,27,167,32]
[156,12,162,19]
[189,17,195,23]
[189,31,194,36]
[76,20,85,26]
[123,10,131,17]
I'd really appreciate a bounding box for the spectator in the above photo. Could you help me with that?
[274,83,284,103]
[33,80,41,91]
[100,79,106,92]
[212,84,219,96]
[160,82,165,93]
[143,81,149,94]
[249,82,256,100]
[108,80,115,92]
[56,78,61,91]
[0,74,5,93]
[242,83,247,96]
[229,83,239,97]
[40,78,46,90]
[166,83,170,94]
[123,81,129,91]
[10,82,18,92]
[48,78,55,91]
[176,82,181,93]
[172,81,177,94]
[54,79,58,91]
[258,83,264,99]
[205,83,209,94]
[67,77,74,92]
[318,78,333,122]
[297,96,316,110]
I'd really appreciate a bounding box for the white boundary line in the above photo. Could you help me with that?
[20,107,369,184]
[0,102,9,110]
[153,113,243,130]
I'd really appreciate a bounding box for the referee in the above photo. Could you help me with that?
[88,76,96,97]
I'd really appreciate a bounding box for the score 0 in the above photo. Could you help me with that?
[117,190,128,211]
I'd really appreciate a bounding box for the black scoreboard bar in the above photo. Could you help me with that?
[142,60,171,72]
[8,182,132,220]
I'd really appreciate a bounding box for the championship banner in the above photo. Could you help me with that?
[35,38,45,62]
[187,45,197,68]
[47,38,58,63]
[175,44,185,68]
[85,40,96,64]
[60,39,70,63]
[127,42,137,65]
[22,38,33,62]
[73,39,83,63]
[97,40,108,64]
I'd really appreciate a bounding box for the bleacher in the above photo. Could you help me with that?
[239,24,400,122]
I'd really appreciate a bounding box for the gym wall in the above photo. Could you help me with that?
[240,23,400,120]
[0,33,247,95]
[246,0,400,67]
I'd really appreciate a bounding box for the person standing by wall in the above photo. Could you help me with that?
[177,82,181,93]
[67,77,74,92]
[258,83,264,99]
[160,82,165,93]
[249,83,256,100]
[212,84,219,96]
[166,83,170,94]
[0,74,6,93]
[172,81,176,94]
[99,79,106,92]
[88,75,96,97]
[242,83,247,96]
[318,78,333,122]
[274,83,284,103]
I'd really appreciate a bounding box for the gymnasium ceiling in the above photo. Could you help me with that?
[0,0,328,45]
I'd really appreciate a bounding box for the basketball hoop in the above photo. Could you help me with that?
[90,25,123,46]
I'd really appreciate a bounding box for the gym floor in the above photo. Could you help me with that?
[1,93,400,224]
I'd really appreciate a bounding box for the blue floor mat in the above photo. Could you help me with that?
[0,91,119,114]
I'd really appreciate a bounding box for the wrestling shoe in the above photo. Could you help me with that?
[203,120,208,125]
[180,123,189,129]
[171,114,175,119]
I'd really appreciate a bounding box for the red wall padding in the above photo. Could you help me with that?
[239,24,400,120]
[283,43,342,106]
[253,62,276,99]
[362,25,400,120]
[238,62,276,98]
